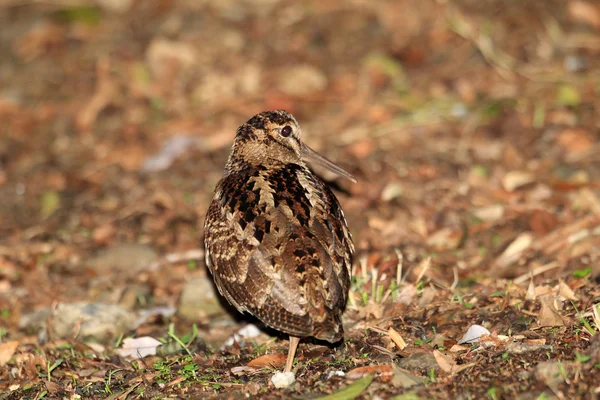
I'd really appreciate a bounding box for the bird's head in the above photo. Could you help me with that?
[226,110,356,182]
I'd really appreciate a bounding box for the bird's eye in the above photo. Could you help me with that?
[281,125,292,137]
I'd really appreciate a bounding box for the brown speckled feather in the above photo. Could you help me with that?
[204,110,354,343]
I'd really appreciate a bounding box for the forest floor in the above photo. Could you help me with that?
[1,0,599,399]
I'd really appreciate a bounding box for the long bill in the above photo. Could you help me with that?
[301,143,357,183]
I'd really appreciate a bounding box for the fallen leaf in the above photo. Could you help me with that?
[529,209,558,235]
[569,1,600,28]
[449,344,469,352]
[417,286,437,307]
[395,284,417,306]
[502,170,536,192]
[472,205,504,222]
[557,280,578,301]
[247,353,286,368]
[0,341,19,367]
[555,85,581,107]
[432,350,455,373]
[40,190,60,219]
[388,327,407,351]
[231,365,257,376]
[478,334,505,348]
[496,232,533,267]
[315,374,374,400]
[115,337,162,359]
[391,365,422,388]
[526,278,536,301]
[556,128,594,155]
[458,324,491,344]
[363,302,385,319]
[346,364,393,382]
[537,296,565,327]
[381,182,404,202]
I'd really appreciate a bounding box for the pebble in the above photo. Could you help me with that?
[271,371,296,389]
[86,244,158,276]
[21,302,136,343]
[178,276,228,320]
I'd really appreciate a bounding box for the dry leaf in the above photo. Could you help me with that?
[388,327,407,351]
[569,1,600,28]
[395,284,417,306]
[433,350,455,373]
[478,334,505,348]
[502,170,536,192]
[458,325,491,344]
[0,341,19,367]
[557,280,578,301]
[115,337,162,359]
[247,353,286,368]
[449,344,469,352]
[496,233,533,267]
[537,296,564,327]
[417,286,437,307]
[346,364,394,382]
[363,302,385,319]
[231,366,257,376]
[526,277,536,301]
[529,209,558,235]
[472,205,504,222]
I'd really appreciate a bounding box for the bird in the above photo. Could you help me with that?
[203,110,355,373]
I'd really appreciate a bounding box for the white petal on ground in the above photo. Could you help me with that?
[115,337,162,359]
[271,371,296,388]
[223,324,262,347]
[326,370,345,380]
[458,324,491,344]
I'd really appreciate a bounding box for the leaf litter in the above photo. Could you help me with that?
[1,0,600,399]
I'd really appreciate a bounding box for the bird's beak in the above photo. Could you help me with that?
[301,143,357,183]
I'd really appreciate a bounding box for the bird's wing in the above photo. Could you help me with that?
[203,167,353,339]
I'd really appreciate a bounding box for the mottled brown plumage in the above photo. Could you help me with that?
[203,110,355,372]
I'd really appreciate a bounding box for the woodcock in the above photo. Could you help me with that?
[204,110,355,373]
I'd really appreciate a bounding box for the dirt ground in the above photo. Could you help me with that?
[1,0,600,399]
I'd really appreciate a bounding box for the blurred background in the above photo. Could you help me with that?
[1,0,599,397]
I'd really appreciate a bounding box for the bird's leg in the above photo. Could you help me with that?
[284,336,300,373]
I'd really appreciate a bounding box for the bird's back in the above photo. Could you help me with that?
[204,163,354,342]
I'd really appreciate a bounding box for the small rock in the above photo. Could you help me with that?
[21,303,136,343]
[271,371,296,389]
[19,309,50,335]
[57,303,135,342]
[178,276,228,320]
[86,244,158,276]
[397,352,439,373]
[49,303,135,343]
[534,361,568,389]
[507,342,552,355]
[391,365,422,388]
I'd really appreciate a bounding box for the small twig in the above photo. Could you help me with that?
[414,257,431,285]
[149,249,205,270]
[450,267,459,291]
[513,262,560,285]
[394,249,403,287]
